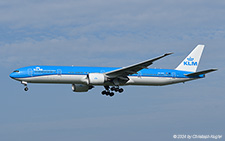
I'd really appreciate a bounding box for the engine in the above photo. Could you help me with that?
[72,84,93,92]
[88,73,107,85]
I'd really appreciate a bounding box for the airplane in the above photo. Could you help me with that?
[9,45,217,97]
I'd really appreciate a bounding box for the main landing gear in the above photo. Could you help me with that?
[101,86,124,97]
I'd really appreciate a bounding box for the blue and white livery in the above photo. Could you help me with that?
[9,45,217,97]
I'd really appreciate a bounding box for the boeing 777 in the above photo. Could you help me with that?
[9,45,217,97]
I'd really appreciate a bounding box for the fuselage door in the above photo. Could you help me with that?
[172,72,176,78]
[28,68,33,76]
[57,69,62,75]
[138,71,142,78]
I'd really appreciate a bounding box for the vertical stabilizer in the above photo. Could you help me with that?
[175,45,205,72]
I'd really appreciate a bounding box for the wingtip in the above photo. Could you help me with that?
[165,52,173,56]
[211,68,218,71]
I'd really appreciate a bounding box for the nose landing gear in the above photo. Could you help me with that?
[21,81,29,91]
[24,87,28,91]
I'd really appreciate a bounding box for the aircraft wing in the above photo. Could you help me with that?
[185,68,218,77]
[105,52,173,78]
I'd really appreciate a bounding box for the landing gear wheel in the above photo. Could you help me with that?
[102,90,106,95]
[24,87,28,91]
[119,88,124,93]
[115,88,119,92]
[106,91,110,96]
[111,87,115,91]
[109,92,114,97]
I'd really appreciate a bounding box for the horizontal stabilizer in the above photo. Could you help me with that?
[185,69,218,77]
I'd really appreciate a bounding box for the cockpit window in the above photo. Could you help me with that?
[13,70,19,73]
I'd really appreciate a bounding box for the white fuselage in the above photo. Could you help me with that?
[14,74,194,86]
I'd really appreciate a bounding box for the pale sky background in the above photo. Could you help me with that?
[0,0,225,141]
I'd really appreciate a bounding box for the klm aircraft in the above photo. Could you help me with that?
[10,45,217,97]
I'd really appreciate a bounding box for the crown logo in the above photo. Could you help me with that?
[187,57,194,61]
[34,67,43,71]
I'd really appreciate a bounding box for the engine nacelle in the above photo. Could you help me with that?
[88,73,107,85]
[72,84,92,92]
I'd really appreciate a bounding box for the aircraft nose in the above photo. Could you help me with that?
[9,73,14,78]
[9,70,21,80]
[9,72,16,79]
